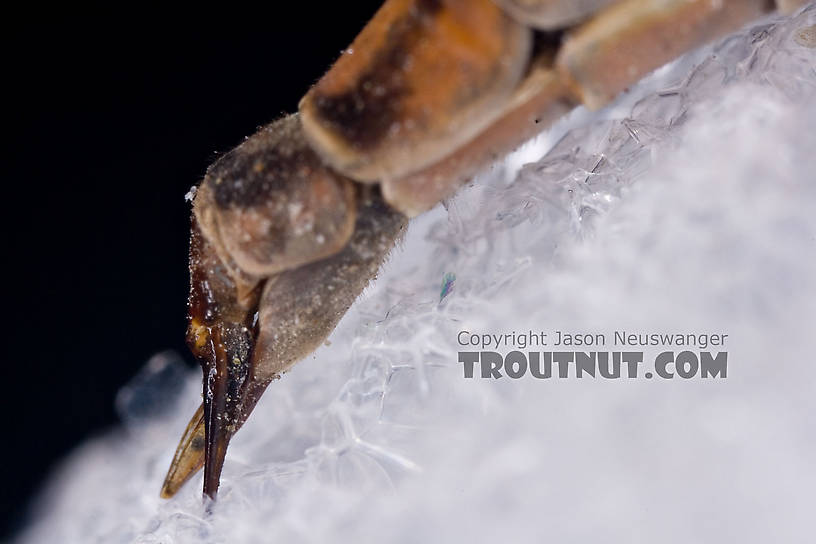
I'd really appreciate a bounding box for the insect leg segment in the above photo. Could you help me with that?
[382,51,576,216]
[496,0,618,29]
[556,0,774,109]
[777,0,810,14]
[193,114,358,280]
[251,189,407,384]
[299,0,532,183]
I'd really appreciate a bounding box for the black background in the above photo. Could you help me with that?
[3,3,381,538]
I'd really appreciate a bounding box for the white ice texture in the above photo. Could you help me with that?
[17,6,816,544]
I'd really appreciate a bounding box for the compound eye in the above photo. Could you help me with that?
[195,114,357,278]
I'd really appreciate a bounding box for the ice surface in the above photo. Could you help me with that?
[17,6,816,543]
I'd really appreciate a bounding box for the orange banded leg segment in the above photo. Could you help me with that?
[299,0,532,183]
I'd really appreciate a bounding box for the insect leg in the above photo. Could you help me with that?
[556,0,773,109]
[299,0,532,182]
[496,0,617,29]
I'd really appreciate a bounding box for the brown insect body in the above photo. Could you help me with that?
[162,0,809,499]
